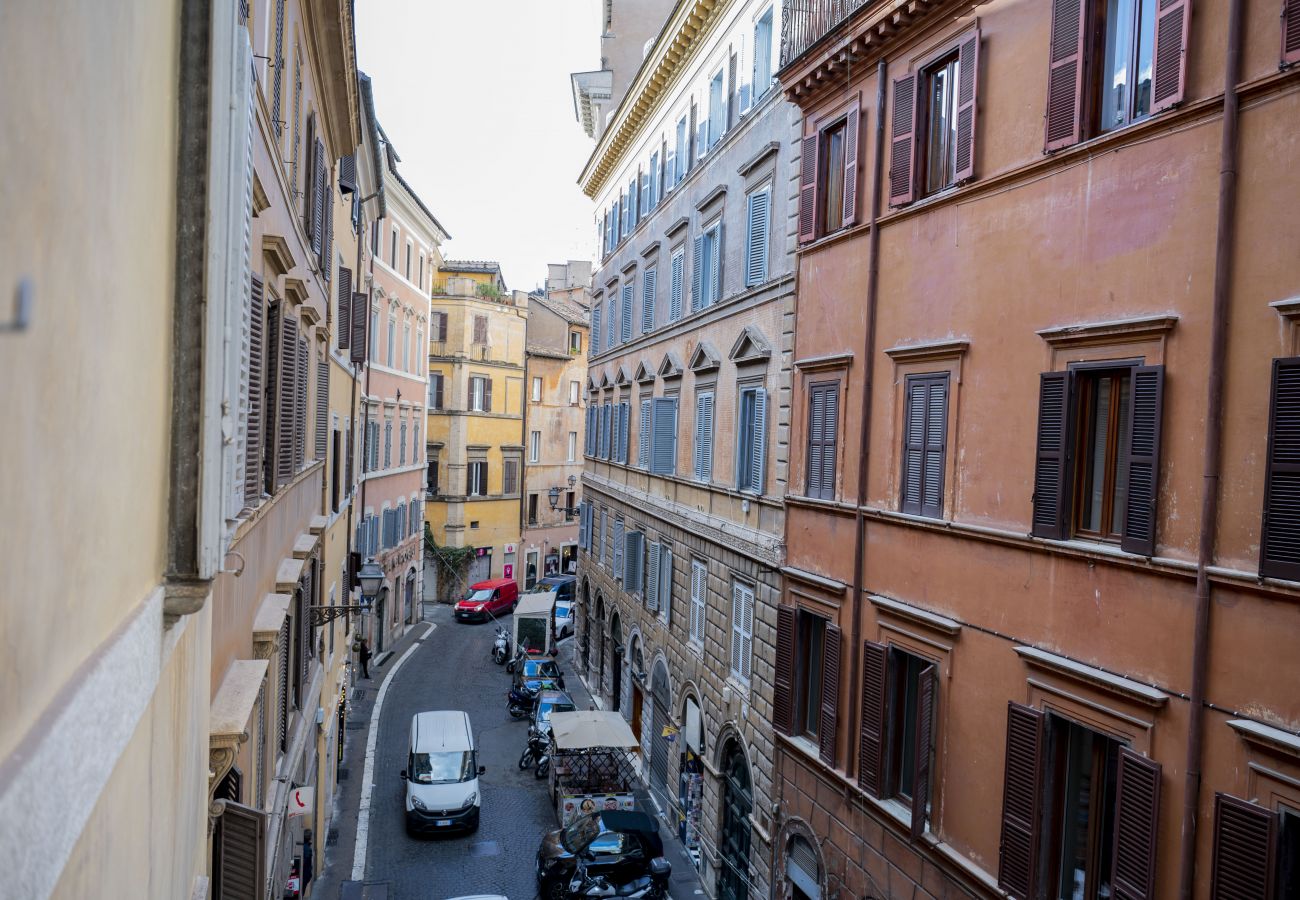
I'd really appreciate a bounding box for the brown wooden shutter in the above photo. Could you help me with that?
[1286,0,1300,64]
[818,623,842,766]
[434,373,444,409]
[858,640,888,796]
[213,800,267,900]
[337,267,352,349]
[1209,793,1276,899]
[889,75,917,207]
[350,292,368,365]
[954,29,980,183]
[244,273,265,505]
[1111,747,1162,900]
[910,663,937,840]
[773,605,796,734]
[436,311,448,342]
[277,618,290,751]
[998,702,1044,899]
[1032,370,1073,539]
[295,335,308,468]
[344,425,353,494]
[484,377,493,412]
[1151,0,1191,112]
[1044,0,1087,151]
[276,314,299,488]
[798,133,818,243]
[1261,357,1300,580]
[841,97,861,228]
[1120,366,1165,556]
[315,354,329,460]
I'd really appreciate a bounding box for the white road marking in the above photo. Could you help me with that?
[350,622,435,881]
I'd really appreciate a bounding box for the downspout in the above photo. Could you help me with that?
[845,60,888,785]
[1177,0,1243,896]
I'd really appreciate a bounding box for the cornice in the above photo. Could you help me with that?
[579,0,725,198]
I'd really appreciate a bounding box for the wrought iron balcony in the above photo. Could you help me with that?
[781,0,873,68]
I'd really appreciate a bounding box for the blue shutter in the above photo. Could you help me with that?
[646,542,661,611]
[749,388,767,493]
[619,402,631,464]
[621,282,633,343]
[746,190,770,286]
[641,268,656,333]
[592,305,602,354]
[659,548,673,623]
[578,500,590,549]
[638,398,652,468]
[651,397,678,475]
[670,252,685,321]
[691,235,704,312]
[607,293,617,347]
[694,393,714,481]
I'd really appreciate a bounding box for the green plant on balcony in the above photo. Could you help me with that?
[476,283,502,300]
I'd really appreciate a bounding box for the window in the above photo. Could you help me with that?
[693,391,714,481]
[503,456,519,495]
[369,306,379,361]
[707,68,725,150]
[405,241,412,280]
[922,52,962,195]
[528,493,539,525]
[801,103,862,239]
[1044,715,1123,900]
[400,420,407,466]
[669,249,685,321]
[649,397,678,475]
[1209,795,1300,897]
[1096,0,1159,133]
[901,374,949,518]
[773,606,844,766]
[612,517,624,578]
[692,222,722,311]
[674,115,688,185]
[427,450,439,494]
[689,560,707,648]
[646,542,672,616]
[820,119,846,235]
[736,386,768,493]
[427,372,444,409]
[599,402,611,460]
[569,380,580,405]
[638,398,651,469]
[616,401,630,464]
[570,331,582,354]
[648,151,660,210]
[469,375,491,412]
[387,312,396,366]
[390,228,398,267]
[623,530,644,593]
[568,431,577,462]
[1260,357,1300,580]
[753,8,774,101]
[607,291,617,347]
[472,314,488,344]
[744,188,770,287]
[370,219,380,256]
[806,382,840,500]
[418,253,425,289]
[432,311,448,343]
[530,430,541,463]
[1032,363,1164,554]
[531,377,542,403]
[729,581,754,682]
[641,268,657,332]
[592,304,602,354]
[795,611,827,739]
[403,322,411,371]
[383,420,392,468]
[468,460,488,496]
[621,281,634,343]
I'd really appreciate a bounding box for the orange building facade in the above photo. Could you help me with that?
[770,1,1300,898]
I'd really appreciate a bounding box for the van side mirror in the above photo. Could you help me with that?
[400,769,408,780]
[478,765,487,776]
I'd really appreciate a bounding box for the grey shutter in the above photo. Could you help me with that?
[642,268,656,332]
[244,273,265,505]
[338,153,357,193]
[1111,748,1162,900]
[295,335,308,468]
[613,519,625,579]
[903,375,949,518]
[337,266,352,350]
[275,315,299,488]
[349,292,368,365]
[818,623,842,766]
[651,397,677,475]
[712,223,724,303]
[270,0,285,138]
[214,800,267,900]
[746,190,770,286]
[659,548,673,621]
[315,354,329,460]
[625,532,644,593]
[807,383,838,500]
[433,373,444,410]
[484,377,493,412]
[670,252,685,321]
[727,51,738,130]
[910,664,938,840]
[694,393,714,480]
[691,235,704,312]
[1120,366,1165,556]
[311,136,326,257]
[998,702,1045,899]
[748,388,767,493]
[592,305,602,353]
[579,500,590,550]
[1031,371,1073,539]
[638,398,652,468]
[1261,357,1300,580]
[620,402,631,463]
[621,282,633,343]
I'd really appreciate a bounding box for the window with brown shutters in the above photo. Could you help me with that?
[314,353,329,460]
[1044,0,1188,152]
[350,291,368,365]
[818,624,842,766]
[818,118,847,237]
[841,99,861,228]
[1209,793,1276,898]
[294,334,308,470]
[1286,0,1300,65]
[1112,748,1162,899]
[473,314,488,344]
[901,374,949,518]
[275,313,299,489]
[773,605,796,734]
[798,133,818,243]
[277,618,290,752]
[244,273,265,506]
[1031,364,1165,552]
[908,662,938,840]
[212,800,267,900]
[998,702,1044,899]
[889,74,917,207]
[806,382,839,499]
[858,640,888,797]
[1261,357,1300,580]
[337,267,352,350]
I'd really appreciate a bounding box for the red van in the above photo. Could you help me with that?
[454,578,518,622]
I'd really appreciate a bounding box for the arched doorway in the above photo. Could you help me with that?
[719,739,752,900]
[648,659,671,807]
[609,611,623,713]
[785,834,822,900]
[629,636,645,761]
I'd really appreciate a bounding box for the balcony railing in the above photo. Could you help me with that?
[781,0,873,67]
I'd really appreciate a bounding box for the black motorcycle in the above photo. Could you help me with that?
[506,685,533,719]
[518,729,551,778]
[566,857,671,899]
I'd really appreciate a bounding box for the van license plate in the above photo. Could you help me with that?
[436,819,451,827]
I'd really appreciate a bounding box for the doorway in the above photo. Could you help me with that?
[649,660,671,806]
[719,740,752,900]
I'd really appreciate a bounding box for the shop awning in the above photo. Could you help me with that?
[550,711,639,750]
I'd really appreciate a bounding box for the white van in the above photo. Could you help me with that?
[401,710,484,835]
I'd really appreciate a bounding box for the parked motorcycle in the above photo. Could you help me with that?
[506,685,533,719]
[518,729,551,778]
[566,857,670,899]
[492,626,510,665]
[505,644,527,674]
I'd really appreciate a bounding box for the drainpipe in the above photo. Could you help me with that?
[1178,1,1243,895]
[845,60,888,785]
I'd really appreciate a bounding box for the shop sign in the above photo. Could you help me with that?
[288,786,314,817]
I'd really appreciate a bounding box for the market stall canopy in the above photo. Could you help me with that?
[515,593,556,617]
[550,710,640,749]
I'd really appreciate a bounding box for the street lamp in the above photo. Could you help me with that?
[547,486,581,516]
[308,557,385,626]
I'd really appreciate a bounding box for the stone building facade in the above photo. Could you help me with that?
[574,2,796,898]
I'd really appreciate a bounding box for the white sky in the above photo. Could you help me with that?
[356,0,602,292]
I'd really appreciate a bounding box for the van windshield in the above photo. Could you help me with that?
[466,588,494,603]
[411,750,475,784]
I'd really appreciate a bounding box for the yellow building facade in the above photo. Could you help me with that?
[425,263,526,594]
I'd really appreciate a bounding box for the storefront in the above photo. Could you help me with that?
[677,696,704,867]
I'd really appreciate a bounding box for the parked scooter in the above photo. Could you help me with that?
[518,729,551,778]
[566,857,671,899]
[506,685,533,719]
[492,625,510,665]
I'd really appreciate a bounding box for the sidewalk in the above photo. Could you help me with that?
[556,638,706,900]
[311,620,434,900]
